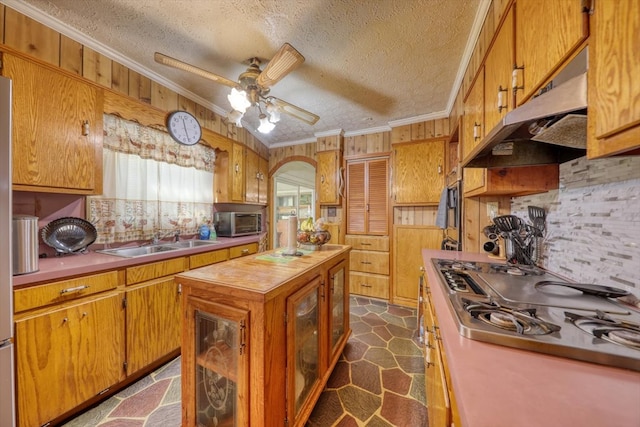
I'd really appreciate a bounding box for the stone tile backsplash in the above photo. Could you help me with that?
[511,155,640,290]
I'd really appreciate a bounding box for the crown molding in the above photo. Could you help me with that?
[387,111,448,128]
[314,129,344,138]
[445,0,492,115]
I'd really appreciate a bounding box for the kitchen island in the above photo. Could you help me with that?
[175,244,351,427]
[422,249,640,427]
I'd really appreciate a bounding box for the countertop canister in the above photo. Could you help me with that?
[12,215,39,275]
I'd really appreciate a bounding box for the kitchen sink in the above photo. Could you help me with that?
[96,244,180,258]
[96,240,222,258]
[169,240,223,248]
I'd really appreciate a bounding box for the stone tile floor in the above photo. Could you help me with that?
[62,296,427,427]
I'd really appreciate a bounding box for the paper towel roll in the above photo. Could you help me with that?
[287,215,298,252]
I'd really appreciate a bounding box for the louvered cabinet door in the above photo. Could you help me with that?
[366,158,389,234]
[346,157,389,235]
[346,161,366,234]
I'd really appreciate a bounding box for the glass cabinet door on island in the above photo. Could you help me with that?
[184,297,249,426]
[328,260,348,362]
[287,276,322,419]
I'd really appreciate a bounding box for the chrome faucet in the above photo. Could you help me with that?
[151,229,180,245]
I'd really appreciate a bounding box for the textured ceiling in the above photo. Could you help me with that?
[10,0,485,146]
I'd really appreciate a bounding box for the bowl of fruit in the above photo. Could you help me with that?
[297,217,332,250]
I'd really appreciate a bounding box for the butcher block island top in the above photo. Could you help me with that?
[175,244,352,427]
[176,244,351,297]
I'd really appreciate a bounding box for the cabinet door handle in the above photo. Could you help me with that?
[512,65,524,94]
[82,120,90,136]
[497,85,508,112]
[60,285,90,294]
[321,174,325,184]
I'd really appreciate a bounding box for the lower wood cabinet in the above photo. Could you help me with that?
[229,242,258,259]
[393,226,442,307]
[14,292,125,427]
[177,246,350,427]
[346,235,390,299]
[421,272,460,426]
[125,277,181,374]
[12,242,259,426]
[124,257,186,375]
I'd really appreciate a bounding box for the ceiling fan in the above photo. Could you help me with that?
[154,43,320,128]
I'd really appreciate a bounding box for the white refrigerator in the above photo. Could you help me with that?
[0,75,16,427]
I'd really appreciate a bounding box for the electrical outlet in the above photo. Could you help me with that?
[487,202,498,219]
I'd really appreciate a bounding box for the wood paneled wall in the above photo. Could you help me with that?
[344,132,392,157]
[0,5,268,158]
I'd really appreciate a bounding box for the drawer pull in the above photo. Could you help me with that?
[360,283,372,288]
[360,243,372,246]
[60,285,90,294]
[241,249,249,254]
[360,261,372,265]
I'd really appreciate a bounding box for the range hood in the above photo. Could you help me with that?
[463,70,588,169]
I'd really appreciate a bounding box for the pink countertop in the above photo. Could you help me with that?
[12,235,263,288]
[422,249,640,427]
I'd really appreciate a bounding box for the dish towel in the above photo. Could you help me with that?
[435,188,448,229]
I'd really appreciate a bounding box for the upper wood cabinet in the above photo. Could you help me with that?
[214,142,246,203]
[464,164,559,197]
[232,143,246,202]
[392,140,445,205]
[317,150,343,205]
[2,51,103,194]
[462,72,484,162]
[587,0,640,158]
[514,0,587,104]
[258,156,268,205]
[346,157,389,235]
[245,149,268,205]
[245,149,260,204]
[484,6,514,132]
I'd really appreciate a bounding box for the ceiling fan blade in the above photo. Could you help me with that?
[256,43,305,88]
[270,97,319,125]
[154,52,238,88]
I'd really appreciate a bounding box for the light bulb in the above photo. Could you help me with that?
[258,114,276,133]
[227,88,251,113]
[266,101,281,123]
[227,109,244,127]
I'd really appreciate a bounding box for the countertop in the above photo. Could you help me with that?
[12,234,263,288]
[422,249,640,427]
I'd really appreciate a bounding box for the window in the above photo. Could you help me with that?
[88,114,215,244]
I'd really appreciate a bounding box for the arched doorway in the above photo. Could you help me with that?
[272,161,315,249]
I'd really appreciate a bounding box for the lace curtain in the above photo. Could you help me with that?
[88,114,215,244]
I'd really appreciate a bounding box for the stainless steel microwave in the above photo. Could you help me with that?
[215,212,262,237]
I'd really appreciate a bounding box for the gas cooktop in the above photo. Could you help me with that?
[432,259,640,372]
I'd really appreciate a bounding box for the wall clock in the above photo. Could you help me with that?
[166,110,202,146]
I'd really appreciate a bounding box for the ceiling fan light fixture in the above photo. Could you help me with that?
[228,88,251,113]
[258,113,276,134]
[228,109,244,127]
